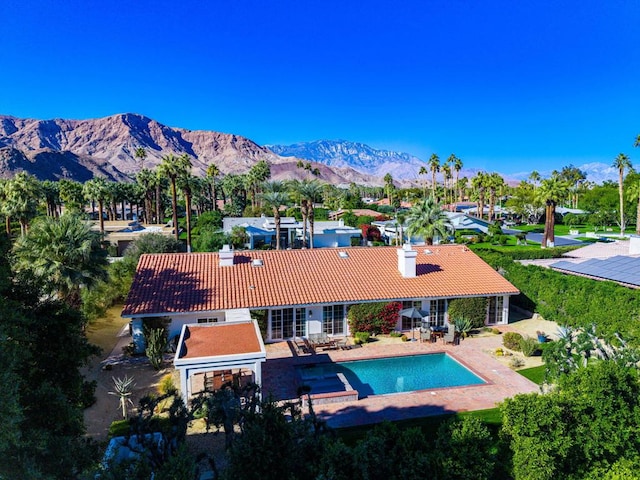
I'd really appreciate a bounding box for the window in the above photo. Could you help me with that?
[322,305,345,336]
[271,308,307,339]
[401,300,423,330]
[197,317,219,324]
[429,299,447,327]
[488,296,504,324]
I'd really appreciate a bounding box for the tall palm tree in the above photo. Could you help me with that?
[383,173,394,207]
[635,135,640,148]
[41,180,61,218]
[3,172,42,237]
[299,179,324,249]
[12,214,108,308]
[471,172,488,220]
[135,168,156,224]
[158,153,193,241]
[528,170,541,189]
[536,177,569,248]
[613,153,632,236]
[135,147,147,170]
[428,154,440,198]
[406,197,453,245]
[626,176,640,235]
[442,162,452,205]
[83,177,109,234]
[176,173,200,253]
[487,173,506,222]
[450,154,463,202]
[261,181,289,250]
[395,211,408,246]
[418,165,429,200]
[206,163,221,211]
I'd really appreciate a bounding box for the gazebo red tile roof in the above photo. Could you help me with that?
[179,322,262,359]
[122,245,518,317]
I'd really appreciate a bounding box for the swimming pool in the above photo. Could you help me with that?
[297,353,485,397]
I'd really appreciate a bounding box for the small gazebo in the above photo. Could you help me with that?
[173,320,266,401]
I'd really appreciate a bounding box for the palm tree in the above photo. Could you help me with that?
[626,176,640,235]
[486,173,506,222]
[635,135,640,148]
[613,153,632,236]
[406,197,453,245]
[528,170,541,189]
[83,177,109,234]
[176,173,200,252]
[3,172,42,237]
[536,177,569,248]
[41,180,61,218]
[261,181,289,250]
[428,154,440,198]
[12,214,109,307]
[450,154,463,202]
[135,147,147,170]
[442,162,452,205]
[158,153,192,241]
[299,180,324,249]
[418,165,429,200]
[206,163,221,211]
[135,168,156,224]
[395,211,408,246]
[471,172,488,220]
[383,173,394,207]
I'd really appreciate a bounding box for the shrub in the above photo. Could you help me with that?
[348,301,402,335]
[145,327,167,370]
[492,328,501,335]
[354,332,371,344]
[389,331,403,337]
[448,297,488,329]
[453,317,473,338]
[401,334,408,342]
[158,374,177,395]
[519,336,539,357]
[509,356,525,368]
[503,332,523,351]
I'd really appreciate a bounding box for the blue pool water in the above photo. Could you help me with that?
[298,353,485,397]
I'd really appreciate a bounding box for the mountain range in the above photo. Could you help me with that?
[0,113,620,186]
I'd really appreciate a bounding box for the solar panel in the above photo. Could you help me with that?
[549,256,640,287]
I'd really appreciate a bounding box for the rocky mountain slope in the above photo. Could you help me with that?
[267,140,428,180]
[0,113,376,185]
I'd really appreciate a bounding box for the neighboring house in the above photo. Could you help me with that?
[328,208,384,220]
[223,216,361,249]
[90,220,174,256]
[122,244,518,400]
[444,212,492,234]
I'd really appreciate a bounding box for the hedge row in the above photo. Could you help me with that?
[476,250,640,346]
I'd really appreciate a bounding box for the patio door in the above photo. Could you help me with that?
[487,296,504,324]
[428,299,447,327]
[271,308,307,340]
[322,304,345,335]
[401,300,422,330]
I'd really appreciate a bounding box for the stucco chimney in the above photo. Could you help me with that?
[397,243,417,278]
[219,244,235,267]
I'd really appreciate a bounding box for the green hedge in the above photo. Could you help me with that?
[475,250,640,346]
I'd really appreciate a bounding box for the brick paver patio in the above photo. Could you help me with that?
[262,332,539,428]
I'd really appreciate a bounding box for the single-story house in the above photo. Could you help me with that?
[223,216,361,249]
[122,244,518,400]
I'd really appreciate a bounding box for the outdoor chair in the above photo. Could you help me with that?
[443,324,457,345]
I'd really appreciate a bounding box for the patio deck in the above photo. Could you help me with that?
[262,331,539,428]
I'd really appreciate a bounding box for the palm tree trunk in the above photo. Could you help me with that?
[155,184,161,224]
[98,200,105,234]
[619,173,625,236]
[309,206,315,249]
[5,216,11,236]
[185,193,192,253]
[170,178,179,241]
[274,210,281,250]
[636,196,640,235]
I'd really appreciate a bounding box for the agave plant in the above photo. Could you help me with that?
[109,375,136,419]
[453,317,473,338]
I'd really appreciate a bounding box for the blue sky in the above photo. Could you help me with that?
[1,0,639,174]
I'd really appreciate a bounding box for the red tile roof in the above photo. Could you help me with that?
[122,246,518,317]
[179,322,262,359]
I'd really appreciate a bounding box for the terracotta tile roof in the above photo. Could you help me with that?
[179,322,262,359]
[122,245,519,317]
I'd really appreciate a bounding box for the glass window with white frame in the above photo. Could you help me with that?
[429,299,447,327]
[401,300,423,330]
[322,304,345,335]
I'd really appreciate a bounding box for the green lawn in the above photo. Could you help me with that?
[512,223,622,236]
[517,365,546,385]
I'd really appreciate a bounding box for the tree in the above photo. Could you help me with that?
[176,172,199,252]
[206,163,221,211]
[383,173,395,207]
[613,153,632,236]
[83,177,109,234]
[261,182,289,250]
[158,153,192,241]
[471,172,488,219]
[41,179,61,217]
[299,180,324,249]
[418,165,428,199]
[2,172,42,236]
[12,213,109,308]
[428,153,440,198]
[109,376,136,419]
[536,177,569,248]
[626,173,640,235]
[406,197,453,245]
[136,168,157,224]
[486,172,506,221]
[450,154,463,202]
[58,178,86,214]
[135,146,147,169]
